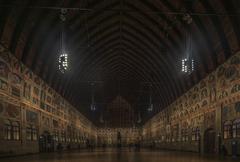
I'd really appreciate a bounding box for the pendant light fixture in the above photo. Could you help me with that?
[181,13,194,75]
[90,83,96,111]
[147,83,153,112]
[58,9,68,73]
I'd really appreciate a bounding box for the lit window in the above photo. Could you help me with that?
[223,121,232,139]
[182,58,194,74]
[32,127,38,140]
[181,129,188,142]
[53,131,59,142]
[233,119,240,138]
[191,127,200,141]
[58,53,68,73]
[4,120,20,141]
[61,131,66,142]
[26,125,38,141]
[26,127,32,140]
[4,120,12,140]
[12,121,20,140]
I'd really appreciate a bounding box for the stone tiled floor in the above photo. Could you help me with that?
[0,149,238,162]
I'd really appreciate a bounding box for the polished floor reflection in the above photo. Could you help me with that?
[0,149,238,162]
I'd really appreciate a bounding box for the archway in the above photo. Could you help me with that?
[204,128,215,154]
[39,131,54,152]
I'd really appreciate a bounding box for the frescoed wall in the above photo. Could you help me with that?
[142,51,240,155]
[0,44,96,156]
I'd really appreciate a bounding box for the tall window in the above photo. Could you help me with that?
[26,125,38,141]
[23,82,31,100]
[233,119,240,138]
[166,136,170,142]
[67,134,71,142]
[61,131,66,142]
[161,135,165,141]
[181,129,188,142]
[53,130,59,142]
[171,135,175,142]
[78,132,81,143]
[4,120,12,140]
[74,133,78,143]
[4,120,20,140]
[40,90,46,101]
[192,127,200,141]
[12,121,20,140]
[223,121,232,139]
[32,126,37,141]
[26,127,32,140]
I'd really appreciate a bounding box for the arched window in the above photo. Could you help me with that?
[4,120,11,140]
[233,119,240,138]
[223,121,232,139]
[12,121,20,140]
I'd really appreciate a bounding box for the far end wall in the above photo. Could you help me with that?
[97,128,141,147]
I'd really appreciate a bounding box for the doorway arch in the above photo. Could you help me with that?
[39,131,54,152]
[204,128,216,154]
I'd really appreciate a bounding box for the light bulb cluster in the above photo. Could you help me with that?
[58,53,68,73]
[182,58,194,74]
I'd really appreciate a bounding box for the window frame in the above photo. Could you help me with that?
[181,129,188,142]
[4,120,12,140]
[26,125,38,141]
[233,119,240,138]
[12,121,20,141]
[4,120,21,141]
[223,121,232,139]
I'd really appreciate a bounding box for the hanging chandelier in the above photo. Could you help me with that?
[147,84,153,112]
[181,12,195,75]
[90,83,96,111]
[58,9,68,73]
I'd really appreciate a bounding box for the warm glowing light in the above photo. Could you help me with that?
[182,58,194,74]
[58,53,68,73]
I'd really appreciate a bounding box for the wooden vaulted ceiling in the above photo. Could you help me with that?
[0,0,240,126]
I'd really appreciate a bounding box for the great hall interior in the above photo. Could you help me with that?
[0,0,240,162]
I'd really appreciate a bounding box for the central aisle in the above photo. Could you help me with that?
[0,149,236,162]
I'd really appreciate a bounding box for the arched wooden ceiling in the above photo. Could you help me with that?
[0,0,240,125]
